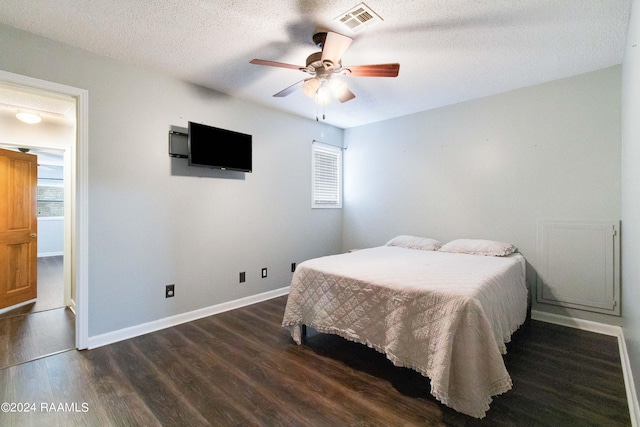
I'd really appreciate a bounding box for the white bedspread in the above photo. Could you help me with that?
[281,246,528,418]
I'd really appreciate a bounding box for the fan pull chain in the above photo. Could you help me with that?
[314,94,327,121]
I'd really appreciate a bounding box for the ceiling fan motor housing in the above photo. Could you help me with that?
[305,52,344,75]
[312,32,327,49]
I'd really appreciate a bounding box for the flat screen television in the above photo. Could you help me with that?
[188,122,252,172]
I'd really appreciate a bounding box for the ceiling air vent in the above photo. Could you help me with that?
[334,2,383,33]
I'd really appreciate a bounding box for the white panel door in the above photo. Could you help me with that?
[536,220,620,315]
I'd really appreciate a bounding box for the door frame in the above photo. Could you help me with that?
[0,70,89,350]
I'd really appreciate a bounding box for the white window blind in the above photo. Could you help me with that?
[312,142,342,208]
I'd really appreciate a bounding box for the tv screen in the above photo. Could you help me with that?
[188,122,252,172]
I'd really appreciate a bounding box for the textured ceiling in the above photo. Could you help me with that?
[0,0,632,128]
[0,83,76,126]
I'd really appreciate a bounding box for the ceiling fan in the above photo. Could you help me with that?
[250,31,400,104]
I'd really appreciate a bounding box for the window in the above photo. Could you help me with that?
[312,142,342,208]
[37,185,64,217]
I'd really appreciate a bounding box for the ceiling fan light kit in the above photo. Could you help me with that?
[328,79,348,98]
[315,83,332,105]
[250,30,400,112]
[301,78,320,97]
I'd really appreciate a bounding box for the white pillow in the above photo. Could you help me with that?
[439,239,516,257]
[385,235,442,251]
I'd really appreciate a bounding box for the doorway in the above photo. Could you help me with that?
[0,120,75,369]
[0,70,89,354]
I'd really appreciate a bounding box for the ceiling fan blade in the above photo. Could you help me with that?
[321,32,353,66]
[337,88,356,103]
[273,79,308,97]
[250,59,304,71]
[346,63,400,77]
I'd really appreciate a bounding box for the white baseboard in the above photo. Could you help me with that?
[87,286,290,350]
[531,310,622,336]
[531,310,639,426]
[618,332,640,427]
[38,251,64,258]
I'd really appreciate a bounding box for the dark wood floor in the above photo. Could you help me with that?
[0,296,631,426]
[0,307,75,370]
[0,256,75,370]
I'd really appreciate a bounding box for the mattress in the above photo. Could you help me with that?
[282,246,528,418]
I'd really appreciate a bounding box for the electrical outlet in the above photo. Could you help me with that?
[165,284,175,298]
[291,262,296,272]
[261,268,267,278]
[239,272,246,283]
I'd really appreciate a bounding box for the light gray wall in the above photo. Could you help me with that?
[0,24,344,337]
[343,66,622,324]
[37,218,64,256]
[622,0,640,404]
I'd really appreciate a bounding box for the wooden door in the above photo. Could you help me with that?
[0,147,38,310]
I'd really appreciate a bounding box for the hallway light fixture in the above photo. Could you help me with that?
[16,112,42,124]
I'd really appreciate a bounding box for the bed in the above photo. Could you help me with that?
[281,237,528,418]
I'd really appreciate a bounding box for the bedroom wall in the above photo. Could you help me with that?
[622,0,640,406]
[0,23,344,337]
[343,66,622,325]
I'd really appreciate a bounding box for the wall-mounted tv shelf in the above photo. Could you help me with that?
[168,130,188,158]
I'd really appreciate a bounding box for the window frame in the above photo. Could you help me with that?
[311,141,343,209]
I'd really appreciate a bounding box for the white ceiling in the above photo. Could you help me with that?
[0,0,632,129]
